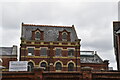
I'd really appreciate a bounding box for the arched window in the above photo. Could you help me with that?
[56,62,62,70]
[28,62,34,72]
[40,62,47,71]
[35,32,40,40]
[68,63,74,71]
[62,32,67,41]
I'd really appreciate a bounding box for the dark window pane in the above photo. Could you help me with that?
[35,32,40,40]
[68,63,74,71]
[68,49,74,57]
[28,62,34,72]
[41,62,47,71]
[56,49,61,56]
[28,48,34,56]
[56,62,62,70]
[40,48,47,56]
[62,32,67,41]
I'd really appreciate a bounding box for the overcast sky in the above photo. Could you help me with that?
[0,0,119,70]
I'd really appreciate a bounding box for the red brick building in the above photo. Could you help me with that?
[20,23,81,71]
[80,51,109,71]
[0,45,17,71]
[113,21,120,70]
[1,22,120,80]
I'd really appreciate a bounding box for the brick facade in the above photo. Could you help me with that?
[2,56,17,69]
[20,23,81,71]
[81,62,109,71]
[0,45,17,71]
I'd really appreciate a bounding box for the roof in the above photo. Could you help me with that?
[21,23,78,42]
[0,45,17,56]
[80,51,103,63]
[80,51,94,55]
[0,47,12,55]
[22,23,73,28]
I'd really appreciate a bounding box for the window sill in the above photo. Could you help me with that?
[55,56,62,57]
[68,56,74,57]
[56,70,62,72]
[28,55,35,56]
[40,55,47,57]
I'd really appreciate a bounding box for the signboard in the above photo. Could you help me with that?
[9,61,28,71]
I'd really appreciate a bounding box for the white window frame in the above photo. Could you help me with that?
[55,47,62,57]
[40,47,48,56]
[67,48,75,57]
[27,47,35,56]
[62,32,68,41]
[35,31,41,40]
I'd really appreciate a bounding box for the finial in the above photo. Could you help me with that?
[72,24,74,27]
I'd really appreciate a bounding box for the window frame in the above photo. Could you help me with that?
[55,48,62,57]
[27,47,35,56]
[35,31,41,40]
[28,62,34,72]
[68,62,74,71]
[40,47,48,56]
[55,62,62,71]
[40,62,47,71]
[62,32,68,41]
[68,48,75,57]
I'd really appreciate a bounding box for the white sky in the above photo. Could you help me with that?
[0,0,119,70]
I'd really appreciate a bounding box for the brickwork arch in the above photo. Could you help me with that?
[28,60,35,67]
[0,58,2,63]
[54,60,63,67]
[39,60,48,67]
[67,60,76,67]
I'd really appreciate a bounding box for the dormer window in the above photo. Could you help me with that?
[62,32,67,41]
[32,28,44,40]
[58,30,70,41]
[35,32,41,40]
